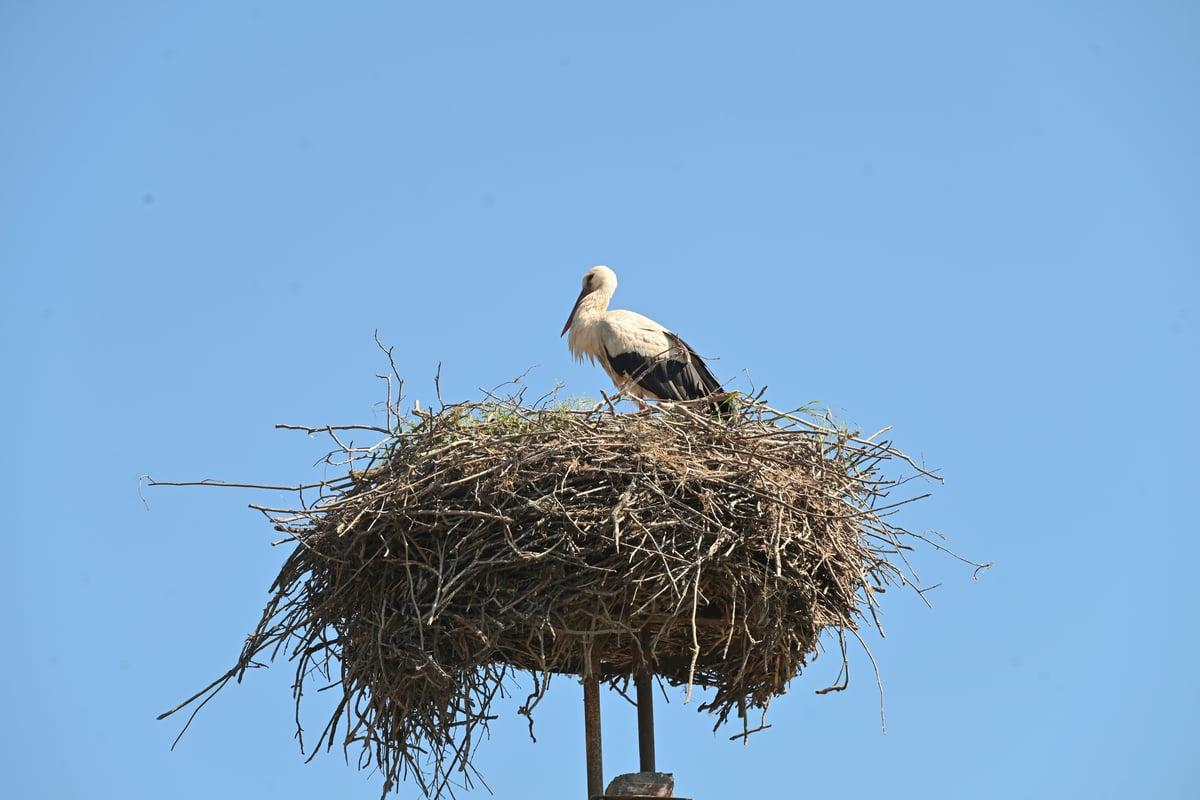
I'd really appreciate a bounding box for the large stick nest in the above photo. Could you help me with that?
[160,381,958,798]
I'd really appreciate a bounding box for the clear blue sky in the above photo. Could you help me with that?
[2,2,1195,798]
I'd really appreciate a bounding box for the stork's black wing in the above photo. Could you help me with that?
[606,331,722,404]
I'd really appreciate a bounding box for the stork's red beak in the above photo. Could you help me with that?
[561,286,591,336]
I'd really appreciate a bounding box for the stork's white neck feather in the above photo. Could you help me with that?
[566,269,616,364]
[567,289,611,364]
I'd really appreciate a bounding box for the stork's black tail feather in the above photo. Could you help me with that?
[667,332,732,419]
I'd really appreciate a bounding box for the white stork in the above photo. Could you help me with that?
[561,265,725,412]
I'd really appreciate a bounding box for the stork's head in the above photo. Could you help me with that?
[561,265,618,336]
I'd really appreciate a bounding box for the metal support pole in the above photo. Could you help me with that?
[635,669,655,772]
[583,650,604,799]
[636,628,656,773]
